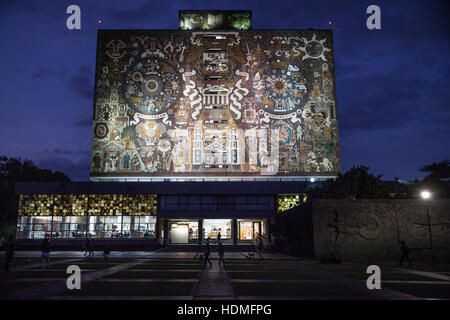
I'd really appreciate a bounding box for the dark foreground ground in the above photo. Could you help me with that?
[0,251,449,300]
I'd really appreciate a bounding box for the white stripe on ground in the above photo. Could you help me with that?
[382,280,450,284]
[394,268,450,281]
[295,263,420,300]
[7,251,160,299]
[1,258,82,272]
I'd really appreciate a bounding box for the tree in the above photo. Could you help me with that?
[407,159,450,199]
[419,159,450,181]
[0,156,71,237]
[308,165,391,199]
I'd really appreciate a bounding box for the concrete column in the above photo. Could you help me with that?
[155,218,161,243]
[232,219,238,245]
[163,219,169,246]
[258,221,262,237]
[266,218,272,244]
[198,219,203,246]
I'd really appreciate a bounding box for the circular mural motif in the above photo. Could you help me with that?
[106,40,126,60]
[125,58,180,114]
[252,61,309,114]
[305,41,323,58]
[94,122,108,139]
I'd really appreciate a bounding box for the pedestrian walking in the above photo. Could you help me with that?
[203,239,212,268]
[84,237,91,256]
[218,241,225,265]
[90,238,95,257]
[399,241,412,266]
[103,245,111,259]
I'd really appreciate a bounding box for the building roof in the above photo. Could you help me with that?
[15,181,318,195]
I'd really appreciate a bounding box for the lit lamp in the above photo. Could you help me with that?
[420,190,431,200]
[421,190,436,265]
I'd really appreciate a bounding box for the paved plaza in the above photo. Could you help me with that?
[1,251,449,300]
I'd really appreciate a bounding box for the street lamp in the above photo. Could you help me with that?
[420,190,431,199]
[421,190,436,265]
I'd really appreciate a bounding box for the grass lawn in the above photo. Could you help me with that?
[0,270,68,279]
[25,263,121,271]
[389,264,450,273]
[311,263,447,281]
[129,263,201,271]
[103,270,199,279]
[383,283,450,299]
[224,261,303,271]
[65,281,194,296]
[144,259,199,264]
[0,281,45,297]
[232,282,352,297]
[228,271,317,280]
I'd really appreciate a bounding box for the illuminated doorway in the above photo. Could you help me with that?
[238,219,264,240]
[169,220,198,244]
[203,219,232,241]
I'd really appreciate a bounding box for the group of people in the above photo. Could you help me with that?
[200,234,225,268]
[3,235,51,271]
[83,238,111,259]
[3,233,415,272]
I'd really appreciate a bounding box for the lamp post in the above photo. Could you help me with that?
[421,190,436,265]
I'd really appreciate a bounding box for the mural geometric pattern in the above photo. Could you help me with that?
[91,30,341,178]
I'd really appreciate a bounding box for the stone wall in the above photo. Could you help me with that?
[312,199,450,263]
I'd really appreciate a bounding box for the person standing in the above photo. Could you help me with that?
[218,241,225,265]
[4,235,16,272]
[103,245,111,259]
[203,240,212,268]
[217,231,221,244]
[41,237,51,270]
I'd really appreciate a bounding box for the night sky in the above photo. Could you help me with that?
[0,0,448,181]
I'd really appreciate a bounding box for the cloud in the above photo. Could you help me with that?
[67,64,94,100]
[74,116,93,128]
[34,147,91,181]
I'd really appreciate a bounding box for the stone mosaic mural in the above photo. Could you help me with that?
[91,30,340,178]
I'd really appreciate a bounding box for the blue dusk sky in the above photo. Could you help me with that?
[0,0,448,181]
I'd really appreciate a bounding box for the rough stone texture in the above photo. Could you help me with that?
[312,199,450,263]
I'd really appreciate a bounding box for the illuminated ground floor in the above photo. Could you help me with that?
[164,218,267,245]
[14,181,313,247]
[15,215,267,246]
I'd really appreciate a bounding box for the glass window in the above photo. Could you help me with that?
[104,216,122,238]
[203,219,232,240]
[16,214,156,239]
[122,216,131,238]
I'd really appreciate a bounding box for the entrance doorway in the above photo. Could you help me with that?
[238,219,264,240]
[203,219,232,241]
[169,220,198,244]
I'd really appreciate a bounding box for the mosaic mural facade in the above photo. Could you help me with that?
[91,30,340,179]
